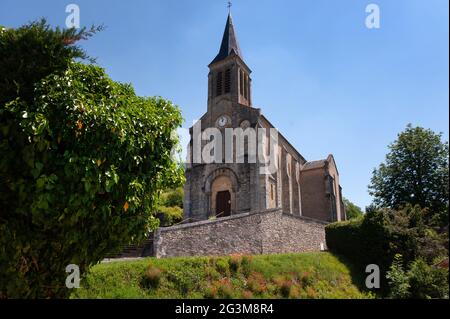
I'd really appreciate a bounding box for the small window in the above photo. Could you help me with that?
[244,74,248,99]
[224,69,231,93]
[216,71,223,96]
[239,69,244,96]
[270,184,274,200]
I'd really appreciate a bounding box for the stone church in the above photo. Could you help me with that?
[153,13,346,258]
[183,13,346,223]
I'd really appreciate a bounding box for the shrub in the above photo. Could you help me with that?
[325,218,364,261]
[386,255,449,299]
[204,267,221,281]
[216,279,234,299]
[229,255,242,273]
[0,21,184,298]
[289,286,301,299]
[247,272,266,294]
[166,268,198,295]
[215,258,230,275]
[241,255,253,276]
[156,187,184,226]
[156,205,183,226]
[299,272,315,288]
[326,205,448,296]
[203,285,218,299]
[408,259,449,299]
[142,265,162,289]
[386,255,411,299]
[305,286,318,298]
[279,280,293,298]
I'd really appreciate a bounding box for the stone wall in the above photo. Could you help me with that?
[260,211,327,254]
[154,209,327,258]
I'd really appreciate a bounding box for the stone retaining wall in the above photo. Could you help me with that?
[153,209,327,258]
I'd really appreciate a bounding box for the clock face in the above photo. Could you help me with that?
[216,115,229,128]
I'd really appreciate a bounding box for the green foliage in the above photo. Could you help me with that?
[386,254,410,299]
[0,21,183,298]
[0,19,101,107]
[369,124,449,226]
[325,219,364,262]
[216,279,234,299]
[156,206,183,226]
[228,255,242,273]
[72,252,371,299]
[159,187,183,208]
[300,272,315,288]
[240,255,252,276]
[279,280,293,298]
[386,255,449,299]
[215,258,230,276]
[326,205,449,296]
[142,264,162,289]
[343,198,364,220]
[407,259,449,299]
[155,187,183,226]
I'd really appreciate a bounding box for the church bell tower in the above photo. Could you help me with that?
[207,13,252,112]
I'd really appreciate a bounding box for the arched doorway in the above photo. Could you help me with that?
[210,175,234,218]
[216,190,231,217]
[204,168,239,219]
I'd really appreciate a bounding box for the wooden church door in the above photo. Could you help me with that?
[216,191,231,217]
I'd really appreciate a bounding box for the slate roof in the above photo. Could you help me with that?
[302,160,327,171]
[210,13,243,65]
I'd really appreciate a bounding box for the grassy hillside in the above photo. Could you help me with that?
[71,252,373,299]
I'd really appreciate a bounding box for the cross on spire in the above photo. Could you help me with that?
[227,1,232,14]
[210,7,242,65]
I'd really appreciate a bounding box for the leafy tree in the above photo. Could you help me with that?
[326,205,448,296]
[343,198,364,220]
[156,187,184,226]
[0,20,101,107]
[369,124,449,226]
[0,21,183,298]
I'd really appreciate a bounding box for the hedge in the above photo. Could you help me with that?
[325,211,393,282]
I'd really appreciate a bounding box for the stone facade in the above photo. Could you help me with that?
[183,13,346,224]
[162,13,346,259]
[154,209,327,258]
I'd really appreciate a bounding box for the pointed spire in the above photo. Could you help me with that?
[210,13,243,65]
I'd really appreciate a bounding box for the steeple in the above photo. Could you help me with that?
[207,11,252,110]
[210,13,243,65]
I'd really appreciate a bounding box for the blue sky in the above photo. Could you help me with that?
[1,0,448,209]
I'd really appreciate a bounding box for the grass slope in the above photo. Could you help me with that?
[72,252,373,299]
